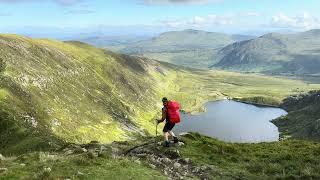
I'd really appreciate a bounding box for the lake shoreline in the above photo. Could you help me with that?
[177,100,287,143]
[233,99,280,108]
[187,97,281,115]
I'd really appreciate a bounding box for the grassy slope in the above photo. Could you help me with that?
[180,133,320,179]
[0,35,168,153]
[1,34,320,155]
[1,133,320,179]
[0,151,166,179]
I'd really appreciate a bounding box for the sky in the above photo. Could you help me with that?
[0,0,320,38]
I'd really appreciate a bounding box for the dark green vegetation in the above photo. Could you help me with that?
[273,90,320,140]
[103,29,253,69]
[213,29,320,76]
[180,133,320,179]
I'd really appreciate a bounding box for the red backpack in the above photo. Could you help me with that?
[167,101,181,123]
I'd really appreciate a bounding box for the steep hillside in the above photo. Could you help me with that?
[273,90,320,140]
[103,29,254,69]
[0,35,172,153]
[213,29,320,75]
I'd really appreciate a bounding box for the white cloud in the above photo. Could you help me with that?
[159,14,233,28]
[270,12,320,30]
[189,15,233,27]
[160,19,185,28]
[158,12,260,28]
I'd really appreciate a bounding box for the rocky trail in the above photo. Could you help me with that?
[60,134,212,179]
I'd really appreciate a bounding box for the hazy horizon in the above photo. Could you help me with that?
[0,0,320,39]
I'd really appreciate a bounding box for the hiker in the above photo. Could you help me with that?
[157,97,180,147]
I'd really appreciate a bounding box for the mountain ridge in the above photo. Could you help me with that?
[212,29,320,75]
[80,29,254,69]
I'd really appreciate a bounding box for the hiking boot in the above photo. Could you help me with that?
[163,141,170,147]
[173,136,179,143]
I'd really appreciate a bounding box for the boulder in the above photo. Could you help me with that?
[174,162,182,169]
[0,154,5,161]
[149,164,156,169]
[161,157,171,164]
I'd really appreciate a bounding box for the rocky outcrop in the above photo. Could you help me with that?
[60,138,211,179]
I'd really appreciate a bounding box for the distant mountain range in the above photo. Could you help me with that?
[78,29,320,76]
[79,29,254,69]
[76,35,151,47]
[118,29,253,53]
[213,29,320,75]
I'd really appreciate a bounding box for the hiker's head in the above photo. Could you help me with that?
[162,97,168,106]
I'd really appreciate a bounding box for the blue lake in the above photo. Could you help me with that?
[175,100,287,143]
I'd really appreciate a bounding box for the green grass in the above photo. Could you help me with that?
[2,133,320,179]
[0,152,165,180]
[180,133,320,179]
